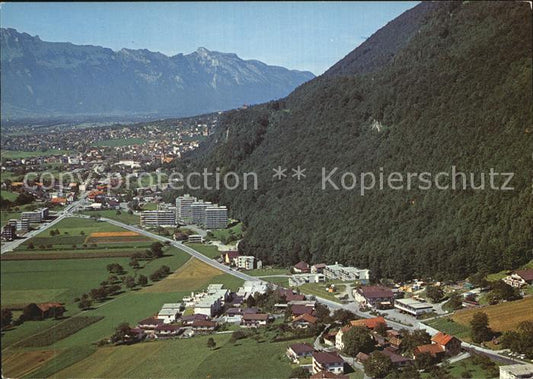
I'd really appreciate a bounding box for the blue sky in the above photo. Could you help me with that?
[0,2,417,75]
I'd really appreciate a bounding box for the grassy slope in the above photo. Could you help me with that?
[55,333,311,379]
[79,210,140,225]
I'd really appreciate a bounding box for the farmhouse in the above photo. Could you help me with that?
[221,251,240,265]
[138,317,164,330]
[311,263,326,273]
[312,351,345,375]
[23,302,66,321]
[380,349,412,367]
[293,261,310,273]
[241,313,270,328]
[503,269,533,288]
[292,313,318,328]
[431,332,461,356]
[353,286,394,309]
[190,319,217,331]
[181,314,209,325]
[154,324,182,338]
[286,343,315,362]
[413,344,445,360]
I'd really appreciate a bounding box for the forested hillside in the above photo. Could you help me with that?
[173,2,533,280]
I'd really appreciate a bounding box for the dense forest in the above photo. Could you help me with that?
[168,2,533,281]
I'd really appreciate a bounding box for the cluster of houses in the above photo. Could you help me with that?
[290,261,370,287]
[286,316,462,378]
[123,281,325,342]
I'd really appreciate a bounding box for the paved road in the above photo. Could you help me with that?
[99,217,258,282]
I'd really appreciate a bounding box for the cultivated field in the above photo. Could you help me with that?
[1,350,57,378]
[143,257,236,293]
[85,231,150,244]
[452,297,533,332]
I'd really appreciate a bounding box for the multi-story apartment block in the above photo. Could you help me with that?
[176,194,196,224]
[204,205,227,229]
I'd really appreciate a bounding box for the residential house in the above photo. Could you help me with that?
[241,313,270,328]
[353,286,395,309]
[138,317,164,330]
[323,263,370,283]
[222,251,240,265]
[180,314,209,325]
[431,332,462,356]
[381,348,412,367]
[312,351,345,375]
[293,261,310,273]
[413,344,445,360]
[310,371,349,379]
[291,305,315,319]
[503,269,533,288]
[292,313,319,328]
[286,343,315,362]
[190,320,217,332]
[154,324,182,338]
[350,316,387,330]
[311,263,326,274]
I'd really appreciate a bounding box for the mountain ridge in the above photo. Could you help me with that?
[0,28,315,119]
[174,1,533,281]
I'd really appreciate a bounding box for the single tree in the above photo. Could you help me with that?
[426,285,445,303]
[342,326,375,356]
[1,308,13,329]
[138,274,148,287]
[470,311,492,343]
[363,352,394,378]
[207,337,216,349]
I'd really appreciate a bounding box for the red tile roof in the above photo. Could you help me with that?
[431,332,456,346]
[350,316,387,329]
[292,313,318,324]
[291,305,315,316]
[310,371,348,379]
[413,344,444,357]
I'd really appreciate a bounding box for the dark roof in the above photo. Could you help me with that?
[289,343,315,355]
[138,317,164,326]
[242,313,269,321]
[224,251,240,259]
[181,314,209,321]
[191,320,217,328]
[380,349,411,364]
[291,305,315,316]
[155,324,181,332]
[226,308,243,315]
[294,261,310,270]
[358,286,394,299]
[516,269,533,281]
[313,351,344,365]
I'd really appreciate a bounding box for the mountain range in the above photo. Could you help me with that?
[173,1,533,280]
[0,28,314,119]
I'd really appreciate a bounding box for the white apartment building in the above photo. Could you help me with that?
[176,194,196,224]
[394,298,434,317]
[323,263,370,282]
[204,205,227,229]
[235,256,255,270]
[191,200,211,225]
[140,210,177,227]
